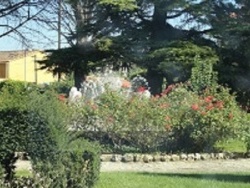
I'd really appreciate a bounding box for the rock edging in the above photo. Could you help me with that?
[101,152,250,163]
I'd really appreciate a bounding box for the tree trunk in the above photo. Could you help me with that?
[145,4,185,94]
[74,67,86,90]
[146,68,163,95]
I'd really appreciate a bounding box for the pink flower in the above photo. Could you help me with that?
[191,104,199,111]
[137,86,146,92]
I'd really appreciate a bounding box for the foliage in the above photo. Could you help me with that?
[0,80,29,110]
[39,74,74,95]
[99,0,137,10]
[28,139,100,188]
[70,76,247,153]
[0,81,101,187]
[163,83,247,152]
[190,56,218,92]
[0,165,4,186]
[3,138,101,188]
[70,89,169,152]
[149,41,218,84]
[0,109,32,182]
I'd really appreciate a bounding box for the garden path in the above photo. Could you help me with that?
[16,159,250,173]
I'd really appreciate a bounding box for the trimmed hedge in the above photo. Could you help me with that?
[0,109,31,182]
[0,82,101,187]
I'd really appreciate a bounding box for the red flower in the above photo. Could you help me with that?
[58,94,66,102]
[107,116,114,123]
[204,96,213,103]
[206,104,214,111]
[162,85,174,96]
[191,104,199,111]
[90,104,98,110]
[137,86,146,92]
[121,80,131,88]
[214,101,224,109]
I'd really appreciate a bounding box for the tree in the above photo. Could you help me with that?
[38,0,138,88]
[0,0,56,46]
[37,0,246,95]
[108,0,216,94]
[185,0,250,105]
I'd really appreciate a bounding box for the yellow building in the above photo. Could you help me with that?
[0,50,57,84]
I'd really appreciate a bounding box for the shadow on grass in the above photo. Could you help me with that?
[139,172,250,184]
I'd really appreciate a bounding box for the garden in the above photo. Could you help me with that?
[2,0,250,187]
[0,58,250,187]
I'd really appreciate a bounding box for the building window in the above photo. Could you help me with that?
[0,63,7,78]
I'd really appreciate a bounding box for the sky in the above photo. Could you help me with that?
[0,19,184,52]
[0,2,69,52]
[0,29,60,51]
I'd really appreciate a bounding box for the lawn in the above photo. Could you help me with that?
[95,172,250,188]
[15,169,250,188]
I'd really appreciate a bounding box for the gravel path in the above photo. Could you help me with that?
[101,159,250,173]
[16,159,250,173]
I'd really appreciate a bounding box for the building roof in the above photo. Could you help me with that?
[0,50,41,62]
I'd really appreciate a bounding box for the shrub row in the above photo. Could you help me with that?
[70,83,249,153]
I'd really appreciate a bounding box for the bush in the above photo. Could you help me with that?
[69,81,248,153]
[26,91,70,163]
[70,89,171,153]
[40,75,74,95]
[6,139,101,188]
[30,139,100,188]
[0,80,29,110]
[161,83,247,152]
[0,85,101,187]
[0,109,31,182]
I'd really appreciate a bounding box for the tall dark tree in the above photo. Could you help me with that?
[38,0,247,95]
[185,0,250,104]
[109,0,216,94]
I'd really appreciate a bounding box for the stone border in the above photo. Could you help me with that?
[15,152,250,163]
[101,152,250,163]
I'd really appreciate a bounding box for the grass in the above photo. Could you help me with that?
[16,168,250,188]
[214,138,247,153]
[95,172,250,188]
[15,170,31,177]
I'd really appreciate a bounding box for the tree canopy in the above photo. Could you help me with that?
[2,0,250,101]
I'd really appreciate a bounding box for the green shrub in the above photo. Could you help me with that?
[70,90,170,153]
[38,139,100,188]
[0,80,28,110]
[0,109,31,182]
[0,88,101,187]
[23,91,100,188]
[40,75,74,95]
[23,139,100,188]
[6,139,101,188]
[70,81,248,153]
[26,91,70,163]
[162,84,247,152]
